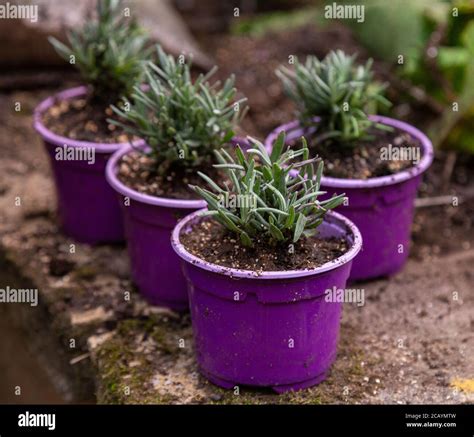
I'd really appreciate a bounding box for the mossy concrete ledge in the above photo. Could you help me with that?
[1,212,473,404]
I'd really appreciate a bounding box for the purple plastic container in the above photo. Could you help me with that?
[265,116,433,281]
[33,86,144,244]
[106,139,246,311]
[172,209,362,392]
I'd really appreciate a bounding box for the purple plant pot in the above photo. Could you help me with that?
[171,209,362,392]
[106,139,246,311]
[33,86,144,244]
[265,116,434,281]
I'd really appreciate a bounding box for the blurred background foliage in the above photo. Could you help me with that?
[346,0,474,152]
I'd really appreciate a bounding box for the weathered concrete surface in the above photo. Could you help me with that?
[0,89,473,404]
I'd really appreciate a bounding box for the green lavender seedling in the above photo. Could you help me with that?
[277,50,391,145]
[109,45,247,174]
[190,132,345,247]
[49,0,149,106]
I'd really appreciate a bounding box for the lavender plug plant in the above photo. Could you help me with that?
[276,50,391,145]
[49,0,149,106]
[109,45,247,174]
[190,132,345,247]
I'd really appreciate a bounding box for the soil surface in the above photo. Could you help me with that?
[180,217,348,271]
[118,151,224,200]
[301,126,421,179]
[412,151,474,260]
[42,95,129,144]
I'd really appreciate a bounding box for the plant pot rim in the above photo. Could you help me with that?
[265,115,434,189]
[171,208,362,280]
[106,136,248,209]
[33,85,145,153]
[106,144,207,209]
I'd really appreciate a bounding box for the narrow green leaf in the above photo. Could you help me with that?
[270,131,286,163]
[293,214,307,243]
[285,205,295,228]
[269,222,285,241]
